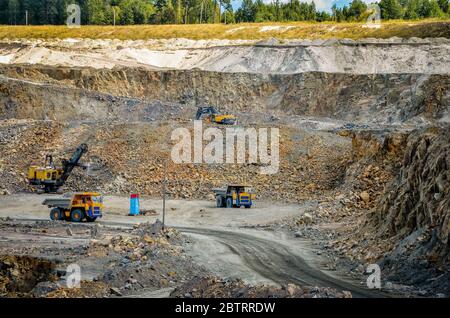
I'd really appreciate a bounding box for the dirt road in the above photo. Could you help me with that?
[0,193,388,298]
[178,227,386,298]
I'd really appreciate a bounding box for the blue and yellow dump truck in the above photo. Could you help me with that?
[213,184,256,208]
[43,192,103,222]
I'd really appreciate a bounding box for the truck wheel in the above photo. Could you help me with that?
[226,197,233,208]
[44,185,56,193]
[70,209,83,222]
[216,196,223,208]
[245,205,251,209]
[50,208,63,221]
[86,216,97,222]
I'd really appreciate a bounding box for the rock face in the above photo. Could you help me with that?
[0,65,448,124]
[0,73,182,122]
[350,130,409,161]
[373,127,450,262]
[316,127,449,295]
[0,119,351,202]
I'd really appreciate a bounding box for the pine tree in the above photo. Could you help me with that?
[422,0,445,17]
[235,0,254,22]
[175,0,182,23]
[348,0,368,21]
[437,0,449,12]
[8,0,19,24]
[404,0,421,18]
[119,0,135,24]
[380,0,404,19]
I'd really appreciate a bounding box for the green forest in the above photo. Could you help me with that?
[1,0,449,25]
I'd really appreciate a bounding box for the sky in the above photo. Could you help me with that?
[230,0,376,12]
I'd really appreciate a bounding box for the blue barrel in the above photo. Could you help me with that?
[129,193,140,216]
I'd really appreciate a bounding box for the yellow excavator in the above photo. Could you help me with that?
[195,106,236,125]
[27,143,88,193]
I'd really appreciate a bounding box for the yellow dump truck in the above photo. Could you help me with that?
[42,192,103,222]
[213,184,255,208]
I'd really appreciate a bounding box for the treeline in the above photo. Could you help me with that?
[237,0,448,22]
[235,0,329,22]
[0,0,448,25]
[332,0,449,22]
[0,0,227,25]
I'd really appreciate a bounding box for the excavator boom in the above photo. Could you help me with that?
[195,106,236,125]
[59,143,88,186]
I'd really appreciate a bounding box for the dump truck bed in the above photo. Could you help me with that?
[212,188,227,195]
[42,198,72,209]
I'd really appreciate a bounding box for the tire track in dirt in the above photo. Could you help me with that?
[178,227,390,298]
[3,217,389,298]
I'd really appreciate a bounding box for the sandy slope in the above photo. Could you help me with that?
[0,37,449,74]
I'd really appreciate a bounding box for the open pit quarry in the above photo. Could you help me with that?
[0,36,449,298]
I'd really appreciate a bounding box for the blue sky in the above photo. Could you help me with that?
[230,0,375,12]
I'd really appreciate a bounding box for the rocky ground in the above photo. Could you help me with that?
[0,217,361,298]
[0,117,351,202]
[171,276,351,298]
[264,127,449,297]
[1,120,447,297]
[0,218,206,298]
[0,37,449,298]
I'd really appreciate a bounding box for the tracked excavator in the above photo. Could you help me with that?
[195,106,237,125]
[27,143,89,193]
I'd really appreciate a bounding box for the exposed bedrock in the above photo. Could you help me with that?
[0,65,448,124]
